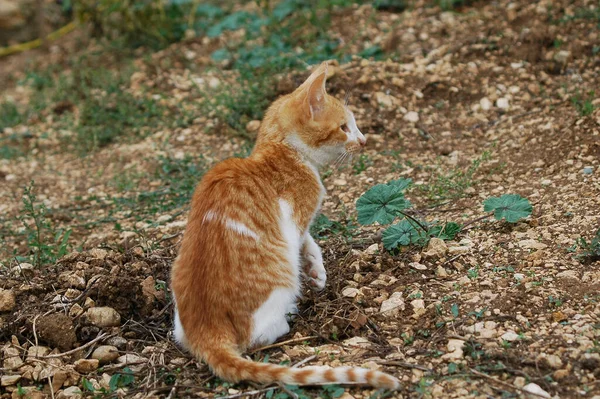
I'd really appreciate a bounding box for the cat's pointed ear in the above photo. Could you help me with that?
[306,63,328,120]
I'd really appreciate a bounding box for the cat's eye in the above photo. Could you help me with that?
[340,124,349,133]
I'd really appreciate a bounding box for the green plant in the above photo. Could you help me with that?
[574,229,600,262]
[418,151,491,202]
[18,181,71,267]
[571,90,596,117]
[356,178,532,251]
[353,153,372,175]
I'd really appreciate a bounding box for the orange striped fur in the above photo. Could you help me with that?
[170,62,400,390]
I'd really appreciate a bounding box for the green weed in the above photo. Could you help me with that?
[574,229,600,262]
[17,181,71,267]
[570,90,596,117]
[418,151,492,202]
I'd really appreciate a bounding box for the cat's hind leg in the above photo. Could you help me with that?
[250,287,297,347]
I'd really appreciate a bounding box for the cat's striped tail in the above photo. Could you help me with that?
[199,343,400,390]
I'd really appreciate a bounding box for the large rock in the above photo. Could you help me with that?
[84,307,121,327]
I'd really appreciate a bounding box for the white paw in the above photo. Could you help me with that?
[305,257,327,291]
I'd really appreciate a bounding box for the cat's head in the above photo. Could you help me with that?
[259,62,366,167]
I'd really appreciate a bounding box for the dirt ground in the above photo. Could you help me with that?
[1,1,599,398]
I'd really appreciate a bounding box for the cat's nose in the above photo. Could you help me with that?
[358,136,366,147]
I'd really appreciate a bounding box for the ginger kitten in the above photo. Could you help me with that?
[170,62,400,390]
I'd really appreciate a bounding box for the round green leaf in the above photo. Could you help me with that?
[356,184,411,225]
[382,219,421,250]
[483,194,532,223]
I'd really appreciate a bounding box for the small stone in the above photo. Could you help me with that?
[409,262,427,270]
[74,359,99,373]
[364,243,379,255]
[522,383,550,399]
[12,263,34,276]
[58,386,83,399]
[411,299,425,317]
[89,248,108,260]
[553,50,571,65]
[116,354,148,372]
[69,303,84,318]
[375,92,396,108]
[422,238,448,260]
[2,345,23,369]
[518,239,547,250]
[582,166,593,175]
[480,97,492,111]
[537,353,562,369]
[0,289,16,311]
[84,307,121,327]
[1,375,21,386]
[513,376,526,388]
[496,98,509,109]
[92,345,120,364]
[553,369,569,380]
[246,120,261,132]
[501,331,519,342]
[442,339,464,360]
[58,271,86,289]
[11,386,44,399]
[106,336,128,349]
[448,246,470,255]
[380,292,405,317]
[342,287,359,298]
[435,266,449,277]
[333,179,347,186]
[403,111,419,123]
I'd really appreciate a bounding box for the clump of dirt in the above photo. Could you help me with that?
[36,313,78,351]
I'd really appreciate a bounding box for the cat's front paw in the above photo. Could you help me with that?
[305,257,327,291]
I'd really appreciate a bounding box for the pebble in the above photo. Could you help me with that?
[1,375,21,386]
[448,246,470,255]
[442,339,464,360]
[106,336,128,349]
[496,98,509,109]
[435,265,449,277]
[582,166,593,175]
[422,238,448,259]
[0,289,16,311]
[116,354,148,372]
[480,97,492,111]
[522,383,551,398]
[537,353,562,369]
[74,359,99,373]
[553,50,571,65]
[58,386,83,399]
[409,262,427,270]
[403,111,419,123]
[364,243,379,255]
[342,287,359,298]
[375,92,396,108]
[380,292,405,317]
[92,345,120,364]
[501,331,520,342]
[246,120,261,132]
[84,307,121,327]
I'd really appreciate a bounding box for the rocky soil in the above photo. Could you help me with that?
[1,0,599,398]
